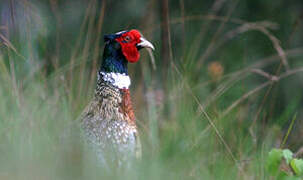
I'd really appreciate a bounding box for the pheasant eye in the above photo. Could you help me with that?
[124,36,131,41]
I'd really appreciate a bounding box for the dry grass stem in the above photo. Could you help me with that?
[77,0,97,99]
[196,0,239,69]
[251,69,279,81]
[294,147,303,158]
[203,71,246,108]
[197,21,281,68]
[0,33,25,59]
[68,2,91,92]
[257,27,290,71]
[147,48,156,70]
[187,0,227,61]
[89,0,106,89]
[171,61,246,176]
[222,67,303,117]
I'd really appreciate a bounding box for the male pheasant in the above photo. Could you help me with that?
[81,30,154,168]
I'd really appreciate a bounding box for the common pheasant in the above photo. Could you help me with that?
[81,30,154,168]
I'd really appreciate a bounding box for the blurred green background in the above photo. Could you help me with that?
[1,0,303,179]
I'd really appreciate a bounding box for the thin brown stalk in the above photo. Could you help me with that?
[226,24,288,71]
[287,12,303,46]
[9,0,16,34]
[257,27,289,71]
[22,0,35,66]
[0,33,24,59]
[169,47,303,109]
[179,0,186,58]
[188,0,227,61]
[195,21,281,71]
[171,61,246,176]
[77,0,97,99]
[189,125,211,149]
[49,0,62,97]
[203,71,247,108]
[199,69,276,126]
[136,0,158,140]
[250,63,284,142]
[49,0,62,70]
[0,55,10,81]
[68,2,91,95]
[89,0,106,91]
[223,81,272,117]
[294,147,303,158]
[250,69,279,81]
[222,67,303,117]
[160,0,173,82]
[7,48,22,110]
[220,22,278,44]
[145,14,277,36]
[196,0,239,69]
[170,14,246,26]
[226,47,303,82]
[189,48,303,109]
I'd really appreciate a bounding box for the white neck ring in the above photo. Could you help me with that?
[99,72,131,89]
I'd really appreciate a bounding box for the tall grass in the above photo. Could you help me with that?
[0,0,303,179]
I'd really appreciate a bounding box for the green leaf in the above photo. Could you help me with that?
[290,159,303,176]
[267,148,283,175]
[276,171,288,180]
[279,176,302,180]
[277,171,301,180]
[282,149,294,165]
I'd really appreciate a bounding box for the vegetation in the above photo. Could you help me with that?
[266,148,303,179]
[0,0,303,179]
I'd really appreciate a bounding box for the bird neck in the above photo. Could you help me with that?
[94,75,136,125]
[98,42,131,89]
[94,40,136,125]
[100,41,129,74]
[97,71,131,89]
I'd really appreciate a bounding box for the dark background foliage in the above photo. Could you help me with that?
[1,0,303,179]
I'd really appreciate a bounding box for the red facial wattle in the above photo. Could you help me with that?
[120,42,140,63]
[115,30,142,63]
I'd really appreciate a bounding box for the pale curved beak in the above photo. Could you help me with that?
[137,37,155,50]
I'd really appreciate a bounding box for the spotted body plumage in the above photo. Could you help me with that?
[81,30,154,168]
[82,79,140,167]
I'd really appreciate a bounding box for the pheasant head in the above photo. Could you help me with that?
[100,29,154,76]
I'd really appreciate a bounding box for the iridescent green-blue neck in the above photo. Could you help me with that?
[100,40,128,75]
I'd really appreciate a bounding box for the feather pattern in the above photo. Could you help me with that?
[81,79,141,168]
[81,29,153,169]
